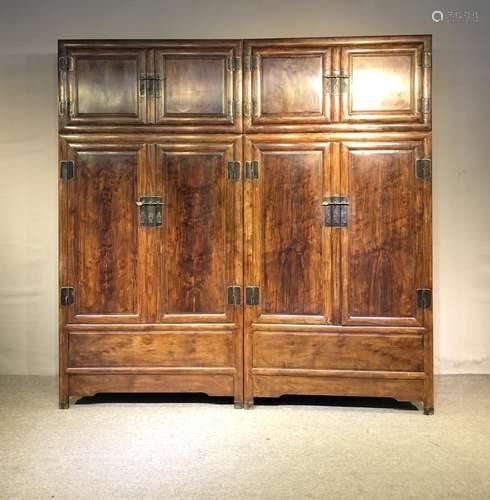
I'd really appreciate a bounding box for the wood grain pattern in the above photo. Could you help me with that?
[262,151,324,315]
[253,332,424,371]
[68,332,234,367]
[69,374,235,397]
[164,152,226,314]
[58,36,432,412]
[76,151,138,315]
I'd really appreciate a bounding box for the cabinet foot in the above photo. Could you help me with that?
[244,400,254,409]
[234,401,244,409]
[423,406,434,415]
[59,397,70,409]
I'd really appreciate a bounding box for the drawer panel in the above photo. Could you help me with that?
[68,332,234,368]
[253,332,424,372]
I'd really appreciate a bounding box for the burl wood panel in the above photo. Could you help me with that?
[164,57,225,115]
[262,151,323,315]
[77,57,138,115]
[348,149,416,318]
[76,151,138,315]
[163,152,226,314]
[350,54,412,112]
[261,55,323,115]
[253,332,424,371]
[68,332,234,367]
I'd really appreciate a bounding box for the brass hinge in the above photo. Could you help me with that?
[322,196,349,227]
[227,286,241,306]
[245,160,259,180]
[246,286,260,306]
[59,56,74,72]
[60,160,75,181]
[227,161,241,182]
[60,287,74,307]
[245,55,260,71]
[418,50,432,68]
[420,97,431,115]
[324,71,349,95]
[139,74,161,97]
[416,159,432,181]
[416,289,432,309]
[227,56,241,72]
[136,196,165,227]
[59,100,72,117]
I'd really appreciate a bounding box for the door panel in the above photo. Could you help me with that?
[154,43,242,131]
[64,48,148,126]
[61,141,148,323]
[244,43,332,132]
[340,140,429,326]
[340,44,425,123]
[245,137,331,324]
[156,139,242,323]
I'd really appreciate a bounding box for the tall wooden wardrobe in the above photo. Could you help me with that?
[58,36,433,413]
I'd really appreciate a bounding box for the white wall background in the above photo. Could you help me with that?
[0,0,489,375]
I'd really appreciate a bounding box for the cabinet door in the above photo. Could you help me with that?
[244,42,333,132]
[340,43,427,124]
[61,47,148,127]
[244,137,332,324]
[339,139,431,326]
[156,138,243,324]
[153,42,242,132]
[60,140,150,323]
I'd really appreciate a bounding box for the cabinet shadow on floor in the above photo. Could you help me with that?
[74,393,418,411]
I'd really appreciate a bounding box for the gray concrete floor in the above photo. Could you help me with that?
[0,375,489,500]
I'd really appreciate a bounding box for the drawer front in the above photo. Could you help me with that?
[253,332,424,372]
[68,332,234,368]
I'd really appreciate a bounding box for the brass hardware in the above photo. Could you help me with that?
[418,50,432,68]
[227,161,241,182]
[227,286,241,306]
[227,56,241,72]
[59,100,71,116]
[139,73,148,97]
[416,159,432,181]
[139,74,161,97]
[60,287,74,307]
[245,160,259,180]
[245,55,260,71]
[246,287,260,306]
[416,289,432,309]
[421,97,431,115]
[324,71,349,95]
[60,160,75,181]
[322,196,349,227]
[137,196,165,227]
[58,56,74,72]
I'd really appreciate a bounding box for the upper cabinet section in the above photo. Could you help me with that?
[59,36,430,133]
[243,36,431,133]
[243,44,333,130]
[58,40,242,133]
[59,47,148,128]
[153,46,241,130]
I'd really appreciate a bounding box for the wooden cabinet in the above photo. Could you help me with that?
[59,35,433,414]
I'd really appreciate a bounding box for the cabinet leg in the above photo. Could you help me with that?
[234,401,244,409]
[59,396,70,409]
[423,406,434,415]
[244,399,254,410]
